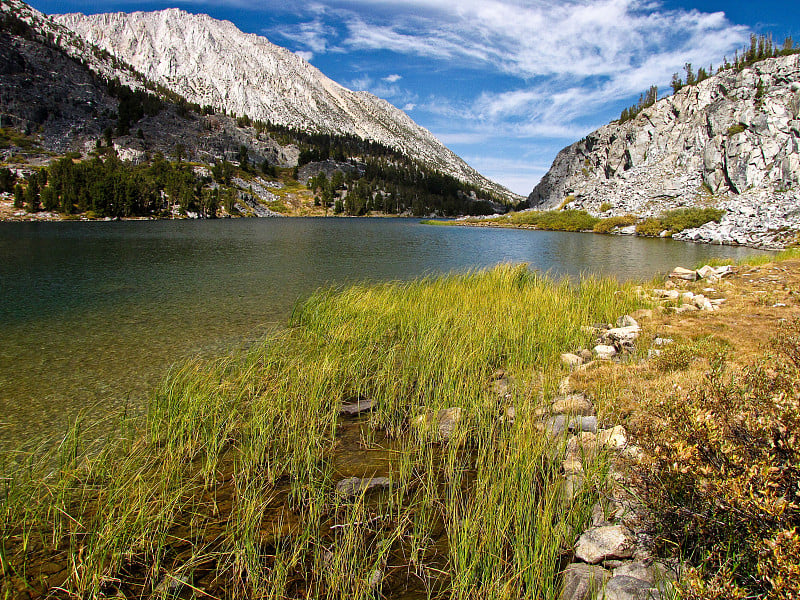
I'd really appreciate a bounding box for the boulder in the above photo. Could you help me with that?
[613,562,657,584]
[696,265,717,279]
[563,432,600,473]
[605,326,641,346]
[559,563,611,600]
[603,575,661,600]
[545,415,598,435]
[574,525,637,564]
[594,344,618,360]
[598,425,628,451]
[616,315,639,329]
[669,267,697,281]
[561,353,584,369]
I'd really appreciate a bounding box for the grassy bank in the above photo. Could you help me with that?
[1,265,644,599]
[424,207,725,238]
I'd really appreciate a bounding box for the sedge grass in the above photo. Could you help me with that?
[1,264,645,599]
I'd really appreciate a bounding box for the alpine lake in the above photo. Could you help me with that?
[0,218,769,451]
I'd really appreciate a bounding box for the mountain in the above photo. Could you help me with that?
[528,54,800,248]
[53,8,515,200]
[1,0,511,220]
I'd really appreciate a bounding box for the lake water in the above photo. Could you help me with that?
[0,218,769,450]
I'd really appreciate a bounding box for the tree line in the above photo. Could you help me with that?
[9,154,228,218]
[307,156,498,217]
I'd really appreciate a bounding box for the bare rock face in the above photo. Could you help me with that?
[528,54,800,249]
[52,7,514,199]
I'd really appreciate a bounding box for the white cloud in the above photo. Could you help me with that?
[295,50,314,61]
[255,0,751,192]
[402,102,417,111]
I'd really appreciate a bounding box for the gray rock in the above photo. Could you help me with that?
[613,562,657,584]
[616,315,639,329]
[603,575,661,600]
[575,525,637,564]
[669,267,698,281]
[594,344,618,360]
[335,476,391,497]
[604,326,641,346]
[546,415,598,435]
[559,563,611,600]
[696,265,717,279]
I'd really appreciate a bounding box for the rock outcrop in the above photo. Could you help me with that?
[529,55,800,248]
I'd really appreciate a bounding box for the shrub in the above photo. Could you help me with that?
[599,202,613,212]
[636,319,800,598]
[661,207,724,232]
[727,123,747,136]
[593,214,637,234]
[635,218,666,237]
[636,208,725,237]
[507,209,599,231]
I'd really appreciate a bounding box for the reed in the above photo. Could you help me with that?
[1,264,644,598]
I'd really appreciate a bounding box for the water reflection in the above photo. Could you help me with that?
[0,218,770,448]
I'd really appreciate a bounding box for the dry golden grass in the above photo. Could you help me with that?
[565,256,800,599]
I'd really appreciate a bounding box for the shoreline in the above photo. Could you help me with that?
[422,217,795,251]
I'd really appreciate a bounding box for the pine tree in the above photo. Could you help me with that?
[13,183,24,208]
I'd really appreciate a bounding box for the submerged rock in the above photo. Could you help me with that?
[335,476,391,497]
[339,398,373,416]
[412,407,464,441]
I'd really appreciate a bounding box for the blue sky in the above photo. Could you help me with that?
[31,0,800,195]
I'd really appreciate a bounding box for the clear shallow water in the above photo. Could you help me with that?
[0,218,769,449]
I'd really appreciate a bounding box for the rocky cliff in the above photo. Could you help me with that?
[529,55,800,248]
[54,9,514,200]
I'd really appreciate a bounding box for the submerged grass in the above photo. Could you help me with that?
[1,265,645,599]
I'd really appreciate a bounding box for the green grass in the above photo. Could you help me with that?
[636,207,725,237]
[593,214,637,233]
[0,128,41,152]
[1,265,647,599]
[419,219,456,226]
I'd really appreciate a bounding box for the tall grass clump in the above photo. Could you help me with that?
[636,207,725,237]
[1,264,644,599]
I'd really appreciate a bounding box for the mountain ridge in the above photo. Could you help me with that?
[54,8,516,200]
